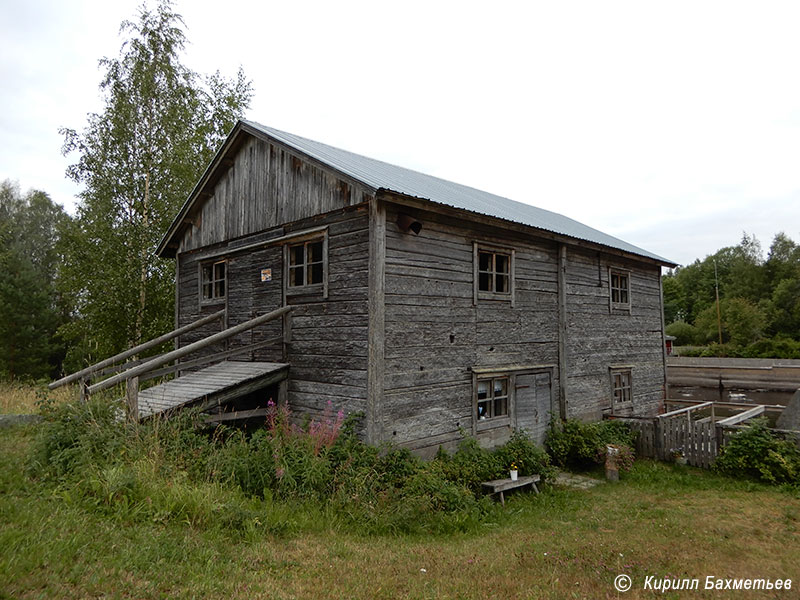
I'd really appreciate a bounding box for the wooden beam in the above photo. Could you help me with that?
[204,407,272,424]
[716,405,766,426]
[659,401,713,419]
[49,309,225,390]
[367,198,386,445]
[88,306,292,395]
[557,243,568,419]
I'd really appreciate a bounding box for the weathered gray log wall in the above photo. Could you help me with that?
[179,135,373,253]
[174,130,372,428]
[381,203,561,455]
[564,247,665,420]
[176,206,370,426]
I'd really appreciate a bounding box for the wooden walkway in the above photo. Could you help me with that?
[138,361,289,419]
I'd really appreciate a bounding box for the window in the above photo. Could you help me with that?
[200,260,226,303]
[478,250,510,293]
[288,240,324,288]
[611,368,632,408]
[609,268,631,311]
[474,243,515,304]
[477,376,509,421]
[284,231,328,298]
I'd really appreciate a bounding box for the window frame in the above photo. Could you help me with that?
[473,242,515,306]
[609,366,633,413]
[473,373,511,431]
[608,267,632,313]
[199,259,227,306]
[283,230,329,299]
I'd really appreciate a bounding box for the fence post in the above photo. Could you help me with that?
[654,417,663,461]
[126,376,139,421]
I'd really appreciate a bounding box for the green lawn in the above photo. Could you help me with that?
[2,424,799,599]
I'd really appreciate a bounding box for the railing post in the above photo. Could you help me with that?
[79,377,88,403]
[126,376,139,421]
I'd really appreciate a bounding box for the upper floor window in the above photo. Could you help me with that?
[609,268,631,311]
[284,230,328,298]
[474,243,515,305]
[200,260,226,303]
[288,240,324,288]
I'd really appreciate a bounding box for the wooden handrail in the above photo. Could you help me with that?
[49,309,226,390]
[88,305,293,395]
[658,401,712,419]
[141,336,282,381]
[715,405,766,427]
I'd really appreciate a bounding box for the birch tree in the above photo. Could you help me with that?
[59,0,251,369]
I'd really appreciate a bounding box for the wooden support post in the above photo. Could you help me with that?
[126,376,139,421]
[79,377,88,403]
[557,244,568,420]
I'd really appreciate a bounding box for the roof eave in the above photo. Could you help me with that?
[377,189,678,268]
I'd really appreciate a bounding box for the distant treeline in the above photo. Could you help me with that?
[664,233,800,358]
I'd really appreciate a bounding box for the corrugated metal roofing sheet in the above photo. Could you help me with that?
[244,120,672,264]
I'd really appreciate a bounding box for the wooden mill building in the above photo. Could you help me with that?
[153,120,676,455]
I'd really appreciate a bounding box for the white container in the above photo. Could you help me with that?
[510,469,518,481]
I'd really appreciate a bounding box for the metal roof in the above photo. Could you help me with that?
[242,120,674,265]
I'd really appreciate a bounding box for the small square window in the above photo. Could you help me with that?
[287,238,325,292]
[476,376,509,421]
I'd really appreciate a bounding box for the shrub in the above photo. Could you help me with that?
[546,419,636,469]
[665,320,698,346]
[27,396,557,533]
[714,419,800,485]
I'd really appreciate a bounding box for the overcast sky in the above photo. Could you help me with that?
[2,0,799,267]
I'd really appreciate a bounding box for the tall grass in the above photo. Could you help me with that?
[0,381,74,414]
[25,396,554,536]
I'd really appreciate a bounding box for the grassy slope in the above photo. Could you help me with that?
[2,425,799,599]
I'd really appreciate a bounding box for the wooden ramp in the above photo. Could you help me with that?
[137,361,289,419]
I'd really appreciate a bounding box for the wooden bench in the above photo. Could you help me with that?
[481,474,541,506]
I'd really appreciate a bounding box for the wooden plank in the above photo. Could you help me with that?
[204,407,271,424]
[557,244,568,419]
[716,405,766,426]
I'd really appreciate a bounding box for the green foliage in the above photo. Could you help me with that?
[665,320,697,346]
[714,419,800,486]
[0,181,70,380]
[27,399,555,536]
[58,0,252,370]
[664,232,800,357]
[546,419,636,470]
[694,297,766,346]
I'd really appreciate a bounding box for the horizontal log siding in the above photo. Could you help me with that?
[382,204,560,455]
[564,247,665,420]
[179,136,373,253]
[176,205,370,429]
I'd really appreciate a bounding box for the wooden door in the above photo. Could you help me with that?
[515,372,553,445]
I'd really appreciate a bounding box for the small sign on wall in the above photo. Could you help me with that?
[261,268,272,282]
